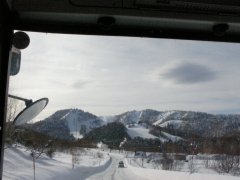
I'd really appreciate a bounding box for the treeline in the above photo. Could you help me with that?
[189,133,240,155]
[5,122,96,158]
[83,121,131,146]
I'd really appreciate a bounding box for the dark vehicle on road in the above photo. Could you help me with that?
[118,161,124,168]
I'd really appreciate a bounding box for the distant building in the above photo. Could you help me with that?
[173,154,187,161]
[134,150,146,158]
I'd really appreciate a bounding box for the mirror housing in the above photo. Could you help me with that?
[10,46,21,76]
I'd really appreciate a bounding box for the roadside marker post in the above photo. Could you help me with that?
[72,152,74,169]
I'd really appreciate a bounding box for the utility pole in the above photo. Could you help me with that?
[31,135,36,180]
[31,149,36,180]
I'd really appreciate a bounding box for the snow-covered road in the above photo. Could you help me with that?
[86,154,146,180]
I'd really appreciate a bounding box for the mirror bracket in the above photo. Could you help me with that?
[8,94,32,107]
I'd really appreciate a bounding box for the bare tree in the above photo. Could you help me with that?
[162,152,174,170]
[201,139,213,169]
[5,90,24,148]
[212,154,239,175]
[96,151,104,166]
[4,126,24,149]
[124,150,131,158]
[72,150,81,165]
[211,137,240,175]
[152,157,162,169]
[6,94,22,122]
[96,151,103,158]
[188,155,197,174]
[173,160,184,171]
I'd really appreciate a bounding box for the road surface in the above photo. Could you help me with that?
[86,154,146,180]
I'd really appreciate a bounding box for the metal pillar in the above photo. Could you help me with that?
[0,1,13,179]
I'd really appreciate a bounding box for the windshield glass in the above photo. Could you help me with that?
[4,32,240,179]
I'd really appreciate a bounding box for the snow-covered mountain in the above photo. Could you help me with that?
[27,109,240,141]
[27,109,106,140]
[111,110,240,137]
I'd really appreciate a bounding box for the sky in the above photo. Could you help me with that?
[9,32,240,121]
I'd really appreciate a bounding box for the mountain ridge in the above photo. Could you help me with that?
[26,108,240,141]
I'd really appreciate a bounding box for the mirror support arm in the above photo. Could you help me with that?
[8,94,33,107]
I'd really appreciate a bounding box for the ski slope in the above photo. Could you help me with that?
[126,124,182,142]
[159,120,184,128]
[126,124,157,139]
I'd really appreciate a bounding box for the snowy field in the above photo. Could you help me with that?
[3,146,240,180]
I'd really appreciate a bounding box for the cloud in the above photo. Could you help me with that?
[161,62,218,84]
[10,32,240,120]
[71,79,93,89]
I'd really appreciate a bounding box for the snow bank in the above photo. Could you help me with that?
[3,147,111,180]
[124,158,240,180]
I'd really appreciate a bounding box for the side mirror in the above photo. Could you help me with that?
[10,46,21,76]
[8,94,49,126]
[13,98,49,126]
